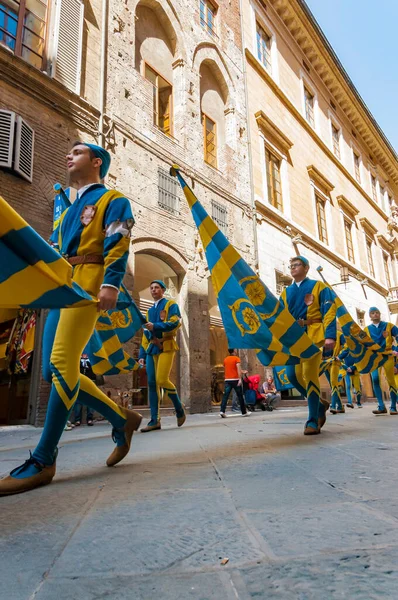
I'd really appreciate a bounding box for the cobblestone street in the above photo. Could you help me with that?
[1,405,398,599]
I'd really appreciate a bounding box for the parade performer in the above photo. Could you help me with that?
[364,307,398,415]
[280,256,337,435]
[323,330,348,414]
[139,280,186,432]
[0,142,143,496]
[344,365,362,408]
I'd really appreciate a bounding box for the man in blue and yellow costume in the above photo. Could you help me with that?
[280,256,336,435]
[365,307,398,415]
[324,329,349,414]
[0,142,143,495]
[139,280,186,432]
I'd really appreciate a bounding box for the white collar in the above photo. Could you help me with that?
[77,183,99,198]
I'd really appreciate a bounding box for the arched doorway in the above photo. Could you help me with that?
[134,252,181,408]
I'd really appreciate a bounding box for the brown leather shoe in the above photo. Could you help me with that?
[177,413,186,427]
[390,409,398,415]
[141,422,161,433]
[106,409,142,467]
[372,408,388,415]
[318,399,330,429]
[0,454,56,496]
[304,425,321,435]
[330,407,345,414]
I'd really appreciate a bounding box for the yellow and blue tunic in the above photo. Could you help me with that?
[51,183,134,293]
[139,298,181,358]
[364,321,398,410]
[280,278,336,346]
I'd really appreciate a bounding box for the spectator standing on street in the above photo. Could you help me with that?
[220,349,249,418]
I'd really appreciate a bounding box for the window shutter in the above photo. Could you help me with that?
[14,117,35,183]
[0,110,16,169]
[53,0,84,93]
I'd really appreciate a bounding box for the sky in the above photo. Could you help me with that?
[304,0,398,154]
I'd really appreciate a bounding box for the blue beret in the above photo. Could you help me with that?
[84,143,111,179]
[369,307,380,314]
[150,280,166,290]
[292,255,309,267]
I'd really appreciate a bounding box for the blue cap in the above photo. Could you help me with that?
[150,280,166,290]
[291,255,309,267]
[369,306,380,314]
[84,143,111,179]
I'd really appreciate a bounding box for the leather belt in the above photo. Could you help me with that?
[297,318,322,327]
[67,255,104,266]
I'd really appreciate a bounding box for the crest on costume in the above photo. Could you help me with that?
[80,205,97,226]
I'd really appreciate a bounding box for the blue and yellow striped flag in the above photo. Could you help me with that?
[333,294,389,373]
[0,196,93,309]
[171,166,320,366]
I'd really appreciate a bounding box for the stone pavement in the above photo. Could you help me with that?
[1,405,398,600]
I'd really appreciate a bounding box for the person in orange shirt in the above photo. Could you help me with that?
[220,349,250,418]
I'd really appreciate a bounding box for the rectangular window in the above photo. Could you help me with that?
[353,151,361,183]
[331,123,340,159]
[304,87,315,128]
[371,175,377,202]
[315,193,328,244]
[158,168,179,215]
[256,23,272,73]
[366,237,375,278]
[0,0,49,69]
[379,185,385,211]
[200,0,216,36]
[356,309,365,328]
[211,200,227,235]
[383,253,392,288]
[264,146,282,211]
[144,65,173,135]
[202,113,217,168]
[344,219,355,262]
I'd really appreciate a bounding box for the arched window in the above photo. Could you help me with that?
[135,2,176,136]
[199,60,227,168]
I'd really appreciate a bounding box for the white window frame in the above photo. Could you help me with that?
[369,169,378,204]
[50,0,84,94]
[365,235,375,278]
[378,182,387,214]
[328,111,343,162]
[382,251,392,289]
[300,71,319,132]
[250,3,279,84]
[258,132,291,219]
[350,141,363,186]
[311,183,333,249]
[0,110,16,169]
[340,210,358,264]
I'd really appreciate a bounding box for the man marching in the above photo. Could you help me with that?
[139,280,186,432]
[0,142,142,496]
[280,256,337,435]
[365,307,398,415]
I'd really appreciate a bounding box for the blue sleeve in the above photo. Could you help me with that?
[102,197,134,288]
[391,325,398,338]
[319,285,336,339]
[153,302,181,332]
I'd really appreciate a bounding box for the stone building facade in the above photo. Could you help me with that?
[242,0,398,401]
[0,0,254,424]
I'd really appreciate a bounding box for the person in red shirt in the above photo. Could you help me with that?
[220,349,249,418]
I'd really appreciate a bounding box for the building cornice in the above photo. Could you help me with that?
[307,165,334,194]
[255,197,388,296]
[359,217,378,237]
[336,194,359,217]
[267,0,398,185]
[246,48,390,222]
[255,110,293,154]
[0,46,100,135]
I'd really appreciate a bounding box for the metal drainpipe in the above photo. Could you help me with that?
[99,0,109,147]
[239,0,259,274]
